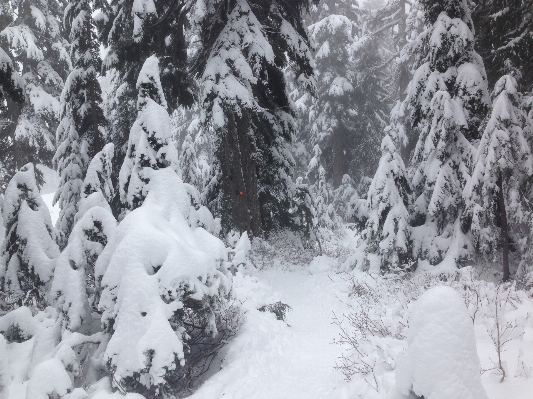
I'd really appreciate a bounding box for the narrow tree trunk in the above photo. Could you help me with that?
[497,173,510,281]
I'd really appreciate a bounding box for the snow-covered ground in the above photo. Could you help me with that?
[189,267,350,399]
[188,252,533,399]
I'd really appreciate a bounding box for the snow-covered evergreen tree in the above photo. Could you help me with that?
[53,0,106,249]
[77,142,115,219]
[0,164,59,310]
[0,7,24,189]
[363,134,412,272]
[307,145,337,230]
[406,0,490,267]
[0,0,70,173]
[119,56,178,212]
[465,75,532,280]
[52,206,117,331]
[307,1,390,187]
[180,133,201,188]
[196,0,315,235]
[51,144,117,330]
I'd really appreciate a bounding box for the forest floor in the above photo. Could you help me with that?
[185,237,533,399]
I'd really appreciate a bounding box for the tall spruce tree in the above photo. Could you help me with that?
[0,0,70,179]
[405,0,490,266]
[465,75,533,281]
[195,0,316,236]
[53,0,106,249]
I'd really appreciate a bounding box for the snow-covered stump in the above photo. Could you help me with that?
[389,286,488,399]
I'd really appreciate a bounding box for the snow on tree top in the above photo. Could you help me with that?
[136,55,167,109]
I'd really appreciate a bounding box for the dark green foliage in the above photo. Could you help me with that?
[472,0,533,91]
[195,0,318,236]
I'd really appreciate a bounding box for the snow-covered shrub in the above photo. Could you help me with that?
[390,286,488,399]
[96,167,234,397]
[482,282,528,382]
[0,164,59,311]
[0,305,37,342]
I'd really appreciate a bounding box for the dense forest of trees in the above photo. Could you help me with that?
[1,0,533,397]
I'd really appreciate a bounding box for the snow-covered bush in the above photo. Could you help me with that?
[482,282,528,382]
[390,286,488,399]
[96,167,235,397]
[0,164,59,311]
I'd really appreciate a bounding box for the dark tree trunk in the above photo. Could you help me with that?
[497,173,510,281]
[218,111,262,237]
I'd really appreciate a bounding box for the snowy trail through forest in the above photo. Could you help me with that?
[189,267,352,399]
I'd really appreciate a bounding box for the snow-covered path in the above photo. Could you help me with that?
[189,267,352,399]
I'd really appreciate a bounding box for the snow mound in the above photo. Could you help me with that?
[390,286,487,399]
[308,255,335,274]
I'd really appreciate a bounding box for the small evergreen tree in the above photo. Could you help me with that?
[96,0,193,218]
[54,0,106,249]
[179,133,201,188]
[0,164,59,310]
[119,56,177,212]
[364,134,412,272]
[307,145,337,230]
[465,75,533,281]
[52,206,117,331]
